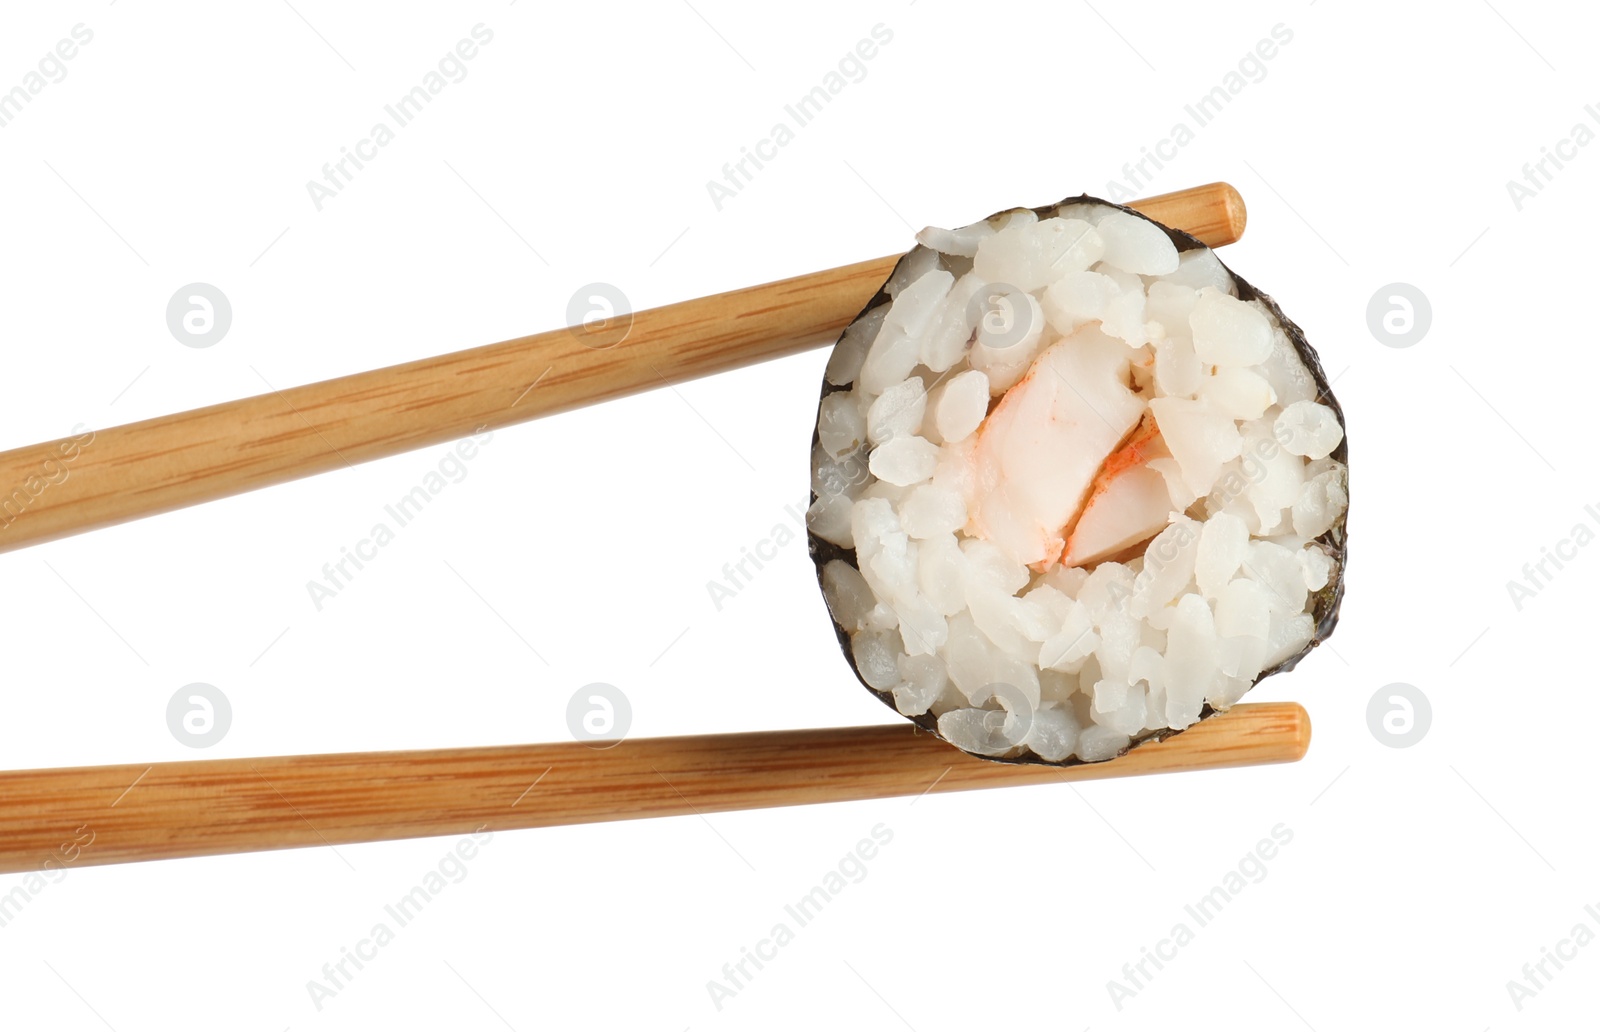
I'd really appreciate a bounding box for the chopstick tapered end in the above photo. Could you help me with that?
[1215,181,1249,248]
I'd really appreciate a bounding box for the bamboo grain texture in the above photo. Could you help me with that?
[0,701,1305,874]
[0,183,1246,554]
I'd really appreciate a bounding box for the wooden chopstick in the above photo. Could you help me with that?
[0,183,1245,554]
[0,701,1303,873]
[0,182,1274,873]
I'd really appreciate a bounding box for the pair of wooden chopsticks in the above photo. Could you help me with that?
[0,182,1309,875]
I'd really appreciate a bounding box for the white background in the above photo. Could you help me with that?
[0,0,1593,1028]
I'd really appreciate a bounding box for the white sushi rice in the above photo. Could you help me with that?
[810,199,1347,763]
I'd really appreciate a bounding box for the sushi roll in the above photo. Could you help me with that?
[808,195,1347,765]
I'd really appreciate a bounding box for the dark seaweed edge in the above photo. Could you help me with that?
[807,193,1348,767]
